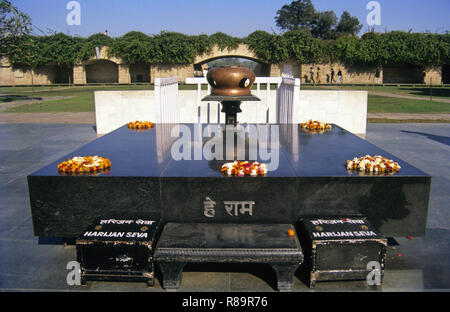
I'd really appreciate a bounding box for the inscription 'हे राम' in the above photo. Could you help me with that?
[203,197,254,218]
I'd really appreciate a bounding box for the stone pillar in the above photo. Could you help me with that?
[118,64,131,84]
[73,65,86,84]
[269,64,282,77]
[151,64,176,83]
[177,65,194,82]
[424,67,442,85]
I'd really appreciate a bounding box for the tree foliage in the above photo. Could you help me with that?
[78,33,114,61]
[208,32,241,51]
[1,0,447,71]
[3,30,450,70]
[335,11,363,37]
[311,11,338,39]
[332,31,449,67]
[109,31,153,64]
[275,0,316,32]
[275,0,362,39]
[0,0,31,39]
[0,0,32,56]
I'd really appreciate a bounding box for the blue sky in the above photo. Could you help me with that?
[13,0,450,38]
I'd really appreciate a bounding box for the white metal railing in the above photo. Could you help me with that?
[185,77,284,124]
[155,76,179,123]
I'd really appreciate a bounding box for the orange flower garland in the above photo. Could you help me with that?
[127,121,154,130]
[221,161,267,176]
[346,155,401,174]
[58,156,111,173]
[300,120,332,131]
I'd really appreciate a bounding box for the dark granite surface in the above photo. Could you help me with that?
[28,123,431,237]
[30,124,173,177]
[283,126,427,178]
[155,223,300,249]
[30,123,428,178]
[154,223,303,290]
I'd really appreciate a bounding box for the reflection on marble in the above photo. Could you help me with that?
[28,124,430,238]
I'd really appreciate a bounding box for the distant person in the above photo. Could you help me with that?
[375,68,380,84]
[337,69,343,84]
[316,67,321,84]
[326,74,330,84]
[104,30,108,36]
[203,67,208,77]
[309,67,315,84]
[330,68,335,83]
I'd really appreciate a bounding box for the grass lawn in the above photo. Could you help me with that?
[2,85,154,112]
[2,84,450,114]
[5,93,94,112]
[368,95,450,113]
[302,84,450,100]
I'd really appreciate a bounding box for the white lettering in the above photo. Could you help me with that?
[182,296,216,310]
[66,1,81,26]
[367,1,381,26]
[66,261,81,286]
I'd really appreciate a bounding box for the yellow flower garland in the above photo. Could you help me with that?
[58,156,111,173]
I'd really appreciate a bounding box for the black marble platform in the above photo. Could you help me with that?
[28,123,431,237]
[153,223,303,291]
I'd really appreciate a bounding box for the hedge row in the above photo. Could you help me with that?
[2,30,449,69]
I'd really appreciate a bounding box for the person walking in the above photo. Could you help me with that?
[316,67,321,84]
[309,67,315,84]
[337,69,343,84]
[375,68,380,84]
[330,68,335,83]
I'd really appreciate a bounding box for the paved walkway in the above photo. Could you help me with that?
[0,96,74,111]
[1,112,449,124]
[0,112,96,124]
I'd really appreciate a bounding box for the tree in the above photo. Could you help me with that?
[0,0,32,56]
[109,31,154,64]
[336,11,363,37]
[275,1,362,39]
[311,11,338,39]
[275,0,316,32]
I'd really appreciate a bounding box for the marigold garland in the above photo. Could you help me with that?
[127,121,154,130]
[221,161,267,176]
[300,120,332,131]
[346,155,401,174]
[57,156,111,173]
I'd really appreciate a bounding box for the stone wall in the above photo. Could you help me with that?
[0,45,447,86]
[424,67,443,85]
[85,60,119,83]
[300,63,380,84]
[150,64,193,83]
[130,63,151,83]
[194,44,259,64]
[0,58,57,85]
[383,65,423,84]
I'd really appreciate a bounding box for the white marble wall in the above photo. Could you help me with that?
[94,89,367,135]
[95,91,155,134]
[296,90,368,134]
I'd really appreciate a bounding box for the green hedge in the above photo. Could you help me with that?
[3,30,449,69]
